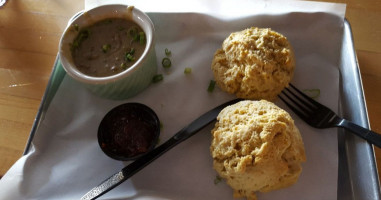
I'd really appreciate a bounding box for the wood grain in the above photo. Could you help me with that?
[0,0,380,186]
[0,0,83,177]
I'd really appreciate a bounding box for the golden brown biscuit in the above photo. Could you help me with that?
[211,27,295,101]
[210,100,306,200]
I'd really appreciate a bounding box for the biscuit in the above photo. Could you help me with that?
[210,100,306,200]
[211,27,295,101]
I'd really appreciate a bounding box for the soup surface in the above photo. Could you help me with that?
[71,18,146,77]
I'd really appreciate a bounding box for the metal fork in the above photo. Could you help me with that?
[279,84,381,148]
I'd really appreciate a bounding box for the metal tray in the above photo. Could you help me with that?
[24,19,380,200]
[337,19,380,199]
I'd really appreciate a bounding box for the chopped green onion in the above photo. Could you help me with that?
[73,24,79,31]
[125,53,135,61]
[133,34,139,41]
[120,63,127,69]
[165,48,171,56]
[125,48,136,61]
[78,29,90,40]
[129,48,135,55]
[214,175,223,185]
[102,44,111,53]
[70,41,79,50]
[162,57,172,68]
[128,26,139,41]
[207,80,216,92]
[303,88,321,99]
[184,67,192,74]
[152,74,163,83]
[71,29,90,51]
[139,32,145,44]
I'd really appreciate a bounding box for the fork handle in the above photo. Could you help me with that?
[339,120,381,148]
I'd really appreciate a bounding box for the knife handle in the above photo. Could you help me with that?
[80,171,125,200]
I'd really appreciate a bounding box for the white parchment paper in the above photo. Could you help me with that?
[0,0,346,199]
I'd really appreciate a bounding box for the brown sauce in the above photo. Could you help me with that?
[71,18,146,77]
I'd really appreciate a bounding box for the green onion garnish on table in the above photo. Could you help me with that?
[303,88,320,99]
[165,48,171,56]
[152,74,163,83]
[162,57,172,68]
[184,67,192,74]
[207,80,216,92]
[214,175,223,185]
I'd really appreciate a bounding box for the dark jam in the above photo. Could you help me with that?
[98,103,160,160]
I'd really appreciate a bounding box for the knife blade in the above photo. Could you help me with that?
[80,98,241,200]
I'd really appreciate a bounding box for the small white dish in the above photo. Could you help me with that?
[59,4,157,100]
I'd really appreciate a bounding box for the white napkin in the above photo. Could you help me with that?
[0,0,346,199]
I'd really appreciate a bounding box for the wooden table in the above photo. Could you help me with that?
[0,0,380,184]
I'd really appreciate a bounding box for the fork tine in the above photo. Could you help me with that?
[289,84,320,107]
[283,87,316,111]
[278,93,309,119]
[279,83,322,120]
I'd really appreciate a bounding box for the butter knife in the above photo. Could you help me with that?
[80,98,241,200]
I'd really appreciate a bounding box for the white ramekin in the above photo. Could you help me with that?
[59,4,157,100]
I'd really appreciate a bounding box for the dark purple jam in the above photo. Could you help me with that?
[98,103,160,160]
